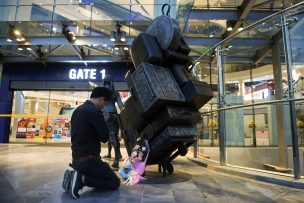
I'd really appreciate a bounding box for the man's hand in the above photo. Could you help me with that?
[103,112,110,122]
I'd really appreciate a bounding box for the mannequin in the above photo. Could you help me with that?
[102,75,124,168]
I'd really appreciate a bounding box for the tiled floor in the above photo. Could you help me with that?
[0,143,303,203]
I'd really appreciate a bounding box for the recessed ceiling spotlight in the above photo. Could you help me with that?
[14,30,21,36]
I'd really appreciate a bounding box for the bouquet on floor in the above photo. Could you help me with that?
[118,140,149,185]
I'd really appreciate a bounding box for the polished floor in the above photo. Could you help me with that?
[0,143,303,203]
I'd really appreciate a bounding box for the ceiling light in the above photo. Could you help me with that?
[204,75,207,77]
[14,30,21,36]
[226,20,235,31]
[123,47,128,50]
[21,37,26,41]
[6,38,12,42]
[120,31,126,42]
[16,38,22,41]
[238,25,244,31]
[209,34,214,37]
[26,47,32,50]
[110,31,116,41]
[195,61,200,66]
[114,47,119,51]
[228,45,233,48]
[18,47,23,51]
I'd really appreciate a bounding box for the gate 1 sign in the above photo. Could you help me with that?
[69,68,106,80]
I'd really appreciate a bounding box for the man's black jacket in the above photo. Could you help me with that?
[71,100,109,159]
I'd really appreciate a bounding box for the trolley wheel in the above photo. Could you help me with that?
[178,145,188,156]
[166,162,174,174]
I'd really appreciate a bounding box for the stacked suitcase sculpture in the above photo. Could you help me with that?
[118,4,213,176]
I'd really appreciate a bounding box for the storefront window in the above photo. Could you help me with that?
[10,90,130,143]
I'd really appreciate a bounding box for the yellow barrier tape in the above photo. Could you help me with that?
[0,114,70,118]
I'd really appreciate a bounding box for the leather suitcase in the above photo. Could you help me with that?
[117,110,137,155]
[142,106,201,141]
[181,79,213,109]
[131,33,164,68]
[170,64,193,87]
[147,126,197,164]
[176,37,191,55]
[131,63,185,117]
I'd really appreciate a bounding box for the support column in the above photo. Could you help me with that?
[238,79,245,96]
[272,40,288,168]
[11,91,25,139]
[0,64,13,143]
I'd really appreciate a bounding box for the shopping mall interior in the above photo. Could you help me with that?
[0,0,304,202]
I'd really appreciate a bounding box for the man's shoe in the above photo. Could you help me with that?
[118,155,123,160]
[62,169,72,192]
[103,154,111,159]
[70,170,83,199]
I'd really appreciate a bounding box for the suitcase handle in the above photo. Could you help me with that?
[162,4,170,16]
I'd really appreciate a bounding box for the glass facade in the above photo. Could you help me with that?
[193,3,304,179]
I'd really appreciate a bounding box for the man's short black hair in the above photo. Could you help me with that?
[90,87,111,101]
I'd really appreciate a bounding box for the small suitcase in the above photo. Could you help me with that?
[181,79,213,109]
[146,4,181,51]
[176,37,191,55]
[170,64,193,87]
[147,126,197,164]
[142,106,201,141]
[131,33,164,68]
[131,63,185,117]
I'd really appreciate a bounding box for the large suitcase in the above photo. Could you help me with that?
[181,79,213,109]
[142,106,201,141]
[123,96,148,131]
[131,33,164,68]
[147,126,197,164]
[118,110,137,156]
[131,63,185,116]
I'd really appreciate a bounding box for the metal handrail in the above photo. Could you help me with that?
[200,97,304,115]
[193,1,304,65]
